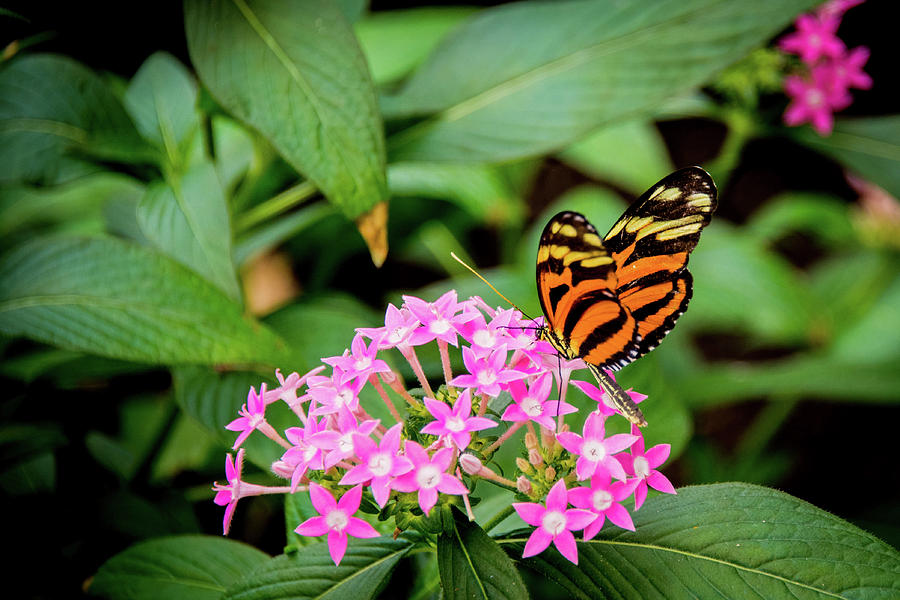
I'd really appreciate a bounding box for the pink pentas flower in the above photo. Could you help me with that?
[323,334,391,384]
[310,407,380,470]
[340,423,414,507]
[450,346,529,397]
[827,46,873,92]
[778,13,845,65]
[570,378,647,420]
[357,303,420,349]
[458,307,532,354]
[263,366,325,406]
[213,449,245,535]
[281,415,328,492]
[617,425,676,510]
[502,372,575,430]
[295,483,380,566]
[225,384,268,450]
[420,389,497,451]
[512,479,597,565]
[391,442,468,515]
[403,290,478,346]
[308,368,365,416]
[567,469,638,539]
[784,72,836,135]
[557,411,638,481]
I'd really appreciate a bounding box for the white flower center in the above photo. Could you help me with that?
[541,510,567,536]
[476,369,497,386]
[472,329,496,347]
[806,89,824,107]
[368,453,392,477]
[416,465,441,489]
[521,397,543,417]
[446,415,466,432]
[388,325,410,345]
[354,356,371,371]
[633,456,650,479]
[338,433,354,453]
[591,489,613,512]
[582,440,606,462]
[430,319,450,335]
[325,509,349,532]
[338,389,354,407]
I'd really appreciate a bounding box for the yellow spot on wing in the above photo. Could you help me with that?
[686,193,711,208]
[557,224,578,237]
[656,222,703,240]
[648,185,665,200]
[582,232,603,247]
[550,222,562,234]
[563,250,605,266]
[537,246,550,262]
[580,255,614,268]
[635,214,705,241]
[625,216,654,233]
[606,218,628,239]
[550,245,569,259]
[655,187,683,201]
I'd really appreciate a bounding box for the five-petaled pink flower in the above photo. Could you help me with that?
[340,423,414,507]
[502,373,575,429]
[557,411,637,481]
[213,449,245,535]
[391,441,469,515]
[421,389,497,451]
[512,479,597,565]
[323,334,392,384]
[295,483,380,565]
[450,346,528,397]
[403,290,477,346]
[778,13,845,64]
[617,425,676,510]
[568,469,638,539]
[784,72,837,135]
[226,385,268,450]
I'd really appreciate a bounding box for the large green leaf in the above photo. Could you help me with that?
[385,0,817,162]
[0,236,287,366]
[89,535,270,600]
[500,483,900,600]
[437,507,529,600]
[0,53,154,184]
[355,7,477,84]
[793,115,900,200]
[224,537,412,600]
[124,52,200,170]
[185,0,388,261]
[138,161,241,300]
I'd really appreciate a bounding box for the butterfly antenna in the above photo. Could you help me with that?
[450,252,530,317]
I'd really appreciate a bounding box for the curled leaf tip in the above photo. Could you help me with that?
[356,201,389,267]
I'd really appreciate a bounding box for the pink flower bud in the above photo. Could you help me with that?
[459,453,483,475]
[516,457,532,473]
[524,432,538,449]
[528,448,543,467]
[516,476,532,494]
[544,466,556,481]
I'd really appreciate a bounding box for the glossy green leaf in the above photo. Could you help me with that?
[0,236,287,366]
[437,507,529,600]
[138,161,241,300]
[793,115,900,199]
[827,274,900,363]
[89,535,270,600]
[558,120,672,195]
[224,537,412,600]
[124,52,199,168]
[184,0,388,222]
[0,172,145,238]
[0,53,154,184]
[500,483,900,600]
[386,0,817,162]
[211,116,255,192]
[356,7,477,84]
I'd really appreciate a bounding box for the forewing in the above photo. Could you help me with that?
[603,166,717,356]
[536,211,640,369]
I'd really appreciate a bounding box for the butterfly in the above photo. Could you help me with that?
[536,166,717,427]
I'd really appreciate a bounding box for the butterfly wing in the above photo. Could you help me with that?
[603,166,717,356]
[536,211,641,369]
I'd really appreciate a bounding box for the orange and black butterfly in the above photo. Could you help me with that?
[537,166,717,427]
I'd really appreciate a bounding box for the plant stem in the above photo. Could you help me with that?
[483,505,516,533]
[235,180,317,232]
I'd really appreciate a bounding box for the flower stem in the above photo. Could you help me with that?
[438,339,453,387]
[258,422,292,449]
[483,421,524,455]
[400,345,434,398]
[369,375,404,424]
[483,505,515,533]
[381,372,419,407]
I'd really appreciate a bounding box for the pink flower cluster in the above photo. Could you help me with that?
[213,291,676,566]
[779,0,872,135]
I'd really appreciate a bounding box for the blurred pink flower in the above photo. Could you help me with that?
[778,13,845,64]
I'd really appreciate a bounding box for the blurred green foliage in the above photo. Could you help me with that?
[0,0,897,598]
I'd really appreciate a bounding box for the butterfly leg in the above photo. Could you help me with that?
[586,364,647,427]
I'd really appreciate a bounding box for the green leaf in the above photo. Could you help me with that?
[224,537,412,600]
[0,172,145,239]
[234,202,334,266]
[184,0,388,233]
[124,52,200,169]
[385,0,817,162]
[0,53,154,184]
[89,535,269,600]
[793,115,900,199]
[437,507,529,600]
[557,120,672,195]
[0,236,287,366]
[827,274,900,363]
[138,161,241,300]
[211,116,256,193]
[355,7,477,84]
[745,192,855,248]
[500,483,900,600]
